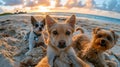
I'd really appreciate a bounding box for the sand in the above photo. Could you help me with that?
[0,15,120,67]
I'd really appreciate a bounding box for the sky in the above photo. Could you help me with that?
[0,0,108,13]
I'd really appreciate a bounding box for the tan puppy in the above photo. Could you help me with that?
[73,27,119,67]
[36,15,90,67]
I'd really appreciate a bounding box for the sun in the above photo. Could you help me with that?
[38,6,50,12]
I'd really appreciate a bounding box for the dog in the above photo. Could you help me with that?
[35,15,90,67]
[73,27,119,67]
[25,16,46,55]
[72,27,90,54]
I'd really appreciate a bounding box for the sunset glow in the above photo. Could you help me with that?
[50,0,56,8]
[38,6,50,12]
[36,0,57,12]
[0,0,119,13]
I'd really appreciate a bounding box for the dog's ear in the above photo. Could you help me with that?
[31,16,37,26]
[110,30,119,44]
[92,27,101,34]
[41,18,45,25]
[66,15,76,28]
[46,15,56,28]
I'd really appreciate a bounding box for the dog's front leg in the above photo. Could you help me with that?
[97,55,109,67]
[25,33,35,56]
[47,46,56,67]
[67,48,90,67]
[68,55,90,67]
[59,52,72,64]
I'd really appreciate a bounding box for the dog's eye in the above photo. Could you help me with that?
[107,36,112,41]
[35,24,39,27]
[41,24,43,27]
[66,31,71,35]
[53,31,58,35]
[97,34,102,38]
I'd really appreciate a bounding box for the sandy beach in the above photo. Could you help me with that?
[0,14,120,67]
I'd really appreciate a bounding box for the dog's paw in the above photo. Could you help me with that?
[106,60,117,67]
[59,52,72,64]
[67,55,76,63]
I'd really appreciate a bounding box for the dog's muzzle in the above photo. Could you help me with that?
[100,39,106,46]
[39,27,42,31]
[58,40,66,49]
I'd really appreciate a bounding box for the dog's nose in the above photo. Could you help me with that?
[101,40,106,46]
[58,40,66,48]
[39,28,42,31]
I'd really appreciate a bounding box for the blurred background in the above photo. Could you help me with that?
[0,0,120,13]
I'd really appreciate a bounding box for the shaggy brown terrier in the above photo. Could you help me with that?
[73,27,119,67]
[35,15,90,67]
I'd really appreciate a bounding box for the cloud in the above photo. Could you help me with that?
[1,0,50,7]
[0,0,94,10]
[3,0,23,6]
[1,0,83,8]
[24,0,50,7]
[0,7,4,13]
[64,0,79,8]
[55,0,61,7]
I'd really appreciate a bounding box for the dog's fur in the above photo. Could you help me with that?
[73,27,119,67]
[25,16,46,55]
[72,27,90,54]
[36,15,90,67]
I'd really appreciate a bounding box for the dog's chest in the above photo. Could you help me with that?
[34,34,46,47]
[86,51,102,66]
[34,34,44,43]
